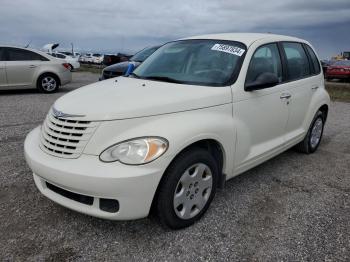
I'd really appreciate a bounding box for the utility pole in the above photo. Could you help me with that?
[71,43,74,55]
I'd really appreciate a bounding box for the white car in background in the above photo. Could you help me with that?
[24,33,330,229]
[49,53,80,71]
[79,53,93,63]
[60,51,81,57]
[79,53,103,64]
[91,53,104,64]
[0,45,71,93]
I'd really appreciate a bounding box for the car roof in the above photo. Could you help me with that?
[182,33,309,47]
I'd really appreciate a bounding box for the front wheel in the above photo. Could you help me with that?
[295,111,325,154]
[156,148,218,229]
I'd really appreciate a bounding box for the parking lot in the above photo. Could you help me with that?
[0,72,349,261]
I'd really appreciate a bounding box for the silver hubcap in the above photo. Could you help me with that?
[310,118,323,148]
[42,77,57,91]
[173,163,213,220]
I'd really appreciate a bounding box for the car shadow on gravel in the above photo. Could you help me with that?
[0,87,76,96]
[0,89,38,95]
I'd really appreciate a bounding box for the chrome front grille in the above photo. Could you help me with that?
[39,111,98,158]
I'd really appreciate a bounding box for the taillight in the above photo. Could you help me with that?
[62,63,70,70]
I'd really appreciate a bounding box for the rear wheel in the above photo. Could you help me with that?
[37,74,59,93]
[67,64,73,71]
[295,110,325,154]
[156,148,218,229]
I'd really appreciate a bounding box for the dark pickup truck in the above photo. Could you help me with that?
[103,53,132,66]
[100,46,160,80]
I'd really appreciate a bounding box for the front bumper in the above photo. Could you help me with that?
[24,127,166,220]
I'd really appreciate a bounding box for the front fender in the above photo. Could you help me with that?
[84,103,235,175]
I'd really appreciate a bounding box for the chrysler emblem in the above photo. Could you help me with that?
[52,107,85,118]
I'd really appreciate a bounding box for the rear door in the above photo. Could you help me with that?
[280,42,320,143]
[5,47,43,87]
[0,48,7,87]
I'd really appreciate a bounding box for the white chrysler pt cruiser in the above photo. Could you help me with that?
[25,33,330,229]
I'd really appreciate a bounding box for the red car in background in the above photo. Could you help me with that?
[326,60,350,81]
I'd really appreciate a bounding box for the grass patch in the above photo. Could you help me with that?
[325,82,350,102]
[77,64,104,74]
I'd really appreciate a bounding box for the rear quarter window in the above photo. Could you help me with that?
[305,45,321,75]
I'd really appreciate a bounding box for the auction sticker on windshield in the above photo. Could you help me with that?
[211,44,245,56]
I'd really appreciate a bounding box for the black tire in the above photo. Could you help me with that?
[68,64,73,71]
[295,110,325,154]
[156,147,219,229]
[37,74,60,93]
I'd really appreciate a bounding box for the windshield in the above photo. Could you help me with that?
[130,46,159,62]
[132,40,246,86]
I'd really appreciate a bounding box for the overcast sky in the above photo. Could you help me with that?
[0,0,349,58]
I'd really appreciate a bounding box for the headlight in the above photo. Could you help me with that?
[99,137,168,165]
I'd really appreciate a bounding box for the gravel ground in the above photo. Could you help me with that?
[0,72,349,261]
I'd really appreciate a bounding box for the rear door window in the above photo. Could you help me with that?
[6,47,48,61]
[282,42,310,81]
[305,45,321,75]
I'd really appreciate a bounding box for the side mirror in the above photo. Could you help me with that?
[245,72,279,91]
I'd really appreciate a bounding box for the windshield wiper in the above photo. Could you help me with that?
[143,76,183,83]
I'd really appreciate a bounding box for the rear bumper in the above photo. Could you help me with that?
[71,62,80,70]
[24,127,167,220]
[59,70,72,86]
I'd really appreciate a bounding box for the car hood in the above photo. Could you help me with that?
[104,61,141,73]
[53,77,232,121]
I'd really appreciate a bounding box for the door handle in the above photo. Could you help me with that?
[29,65,37,68]
[311,86,319,90]
[280,93,291,99]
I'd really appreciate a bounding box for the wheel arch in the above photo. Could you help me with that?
[150,138,226,216]
[303,86,330,131]
[319,104,329,122]
[36,71,61,87]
